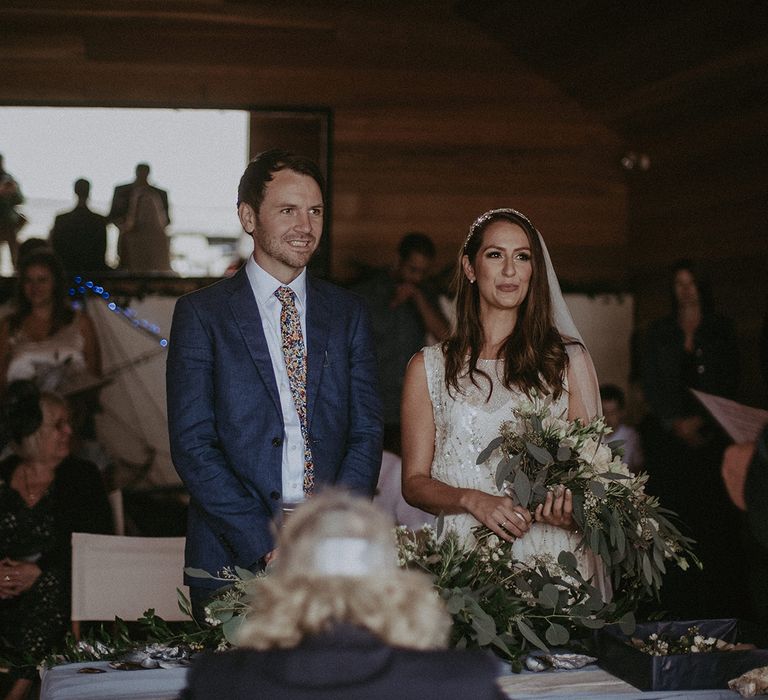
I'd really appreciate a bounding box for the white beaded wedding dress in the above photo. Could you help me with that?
[423,343,612,600]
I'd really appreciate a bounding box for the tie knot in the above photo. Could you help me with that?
[274,286,296,306]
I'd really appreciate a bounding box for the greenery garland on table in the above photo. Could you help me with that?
[33,396,699,672]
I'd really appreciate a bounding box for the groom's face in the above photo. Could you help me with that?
[238,168,324,284]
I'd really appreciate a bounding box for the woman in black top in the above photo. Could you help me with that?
[0,380,112,700]
[641,259,744,619]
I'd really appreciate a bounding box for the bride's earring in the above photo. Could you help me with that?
[469,277,476,284]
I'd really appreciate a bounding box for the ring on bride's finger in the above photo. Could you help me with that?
[498,520,508,529]
[3,575,9,581]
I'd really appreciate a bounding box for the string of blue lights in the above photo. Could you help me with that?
[68,275,168,347]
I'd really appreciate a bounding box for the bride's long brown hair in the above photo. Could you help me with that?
[443,209,569,400]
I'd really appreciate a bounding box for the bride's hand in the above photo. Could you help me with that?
[463,492,532,542]
[534,485,577,530]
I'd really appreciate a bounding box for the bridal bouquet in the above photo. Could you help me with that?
[475,393,698,602]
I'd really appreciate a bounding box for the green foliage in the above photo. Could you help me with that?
[396,525,627,668]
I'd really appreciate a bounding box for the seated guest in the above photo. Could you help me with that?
[0,380,113,700]
[181,491,504,700]
[600,384,643,474]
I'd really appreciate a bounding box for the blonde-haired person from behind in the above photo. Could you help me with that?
[181,490,505,700]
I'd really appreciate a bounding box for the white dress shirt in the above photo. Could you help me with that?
[245,255,308,503]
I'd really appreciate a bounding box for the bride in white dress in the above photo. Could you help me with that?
[402,208,611,599]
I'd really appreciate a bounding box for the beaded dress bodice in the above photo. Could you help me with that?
[423,344,611,598]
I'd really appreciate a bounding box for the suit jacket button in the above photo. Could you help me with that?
[272,437,282,447]
[269,491,281,500]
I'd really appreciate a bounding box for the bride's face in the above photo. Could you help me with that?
[462,221,532,315]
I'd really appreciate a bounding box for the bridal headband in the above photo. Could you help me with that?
[464,207,538,251]
[310,537,398,577]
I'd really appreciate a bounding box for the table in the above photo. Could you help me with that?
[496,664,742,699]
[40,659,745,700]
[40,661,189,700]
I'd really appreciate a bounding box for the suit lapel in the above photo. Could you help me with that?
[227,268,282,416]
[305,275,330,426]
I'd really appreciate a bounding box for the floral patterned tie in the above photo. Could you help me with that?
[274,286,314,496]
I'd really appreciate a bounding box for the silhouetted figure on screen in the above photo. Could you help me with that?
[0,154,25,268]
[108,163,171,273]
[50,178,109,277]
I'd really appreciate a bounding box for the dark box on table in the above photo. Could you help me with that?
[595,619,768,691]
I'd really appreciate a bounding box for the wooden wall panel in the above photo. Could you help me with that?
[0,1,628,290]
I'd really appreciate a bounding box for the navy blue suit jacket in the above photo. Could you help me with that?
[166,267,383,588]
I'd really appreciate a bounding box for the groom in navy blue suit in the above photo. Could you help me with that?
[166,150,383,615]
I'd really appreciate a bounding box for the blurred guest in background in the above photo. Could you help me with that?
[641,258,745,619]
[0,249,103,450]
[0,380,113,700]
[50,178,109,278]
[108,163,171,273]
[600,384,643,474]
[354,232,449,454]
[0,249,101,393]
[181,491,503,700]
[0,154,25,268]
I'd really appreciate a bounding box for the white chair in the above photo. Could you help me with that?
[373,450,435,530]
[71,533,189,636]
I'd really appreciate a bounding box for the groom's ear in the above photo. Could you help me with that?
[238,202,257,235]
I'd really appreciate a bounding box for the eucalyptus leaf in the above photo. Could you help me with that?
[472,610,497,646]
[446,592,466,614]
[495,457,513,491]
[234,566,257,580]
[184,567,218,580]
[526,442,554,465]
[538,583,559,609]
[556,445,572,461]
[557,550,578,572]
[569,604,588,618]
[578,616,606,629]
[586,595,604,613]
[436,512,445,538]
[614,517,626,557]
[221,614,246,644]
[477,436,504,464]
[545,622,570,646]
[516,619,549,652]
[211,607,234,623]
[619,611,636,636]
[176,589,193,619]
[599,471,631,481]
[589,528,601,556]
[513,469,532,508]
[607,439,625,450]
[642,552,653,585]
[588,480,605,498]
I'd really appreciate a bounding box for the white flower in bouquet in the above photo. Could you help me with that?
[539,413,568,436]
[578,436,614,470]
